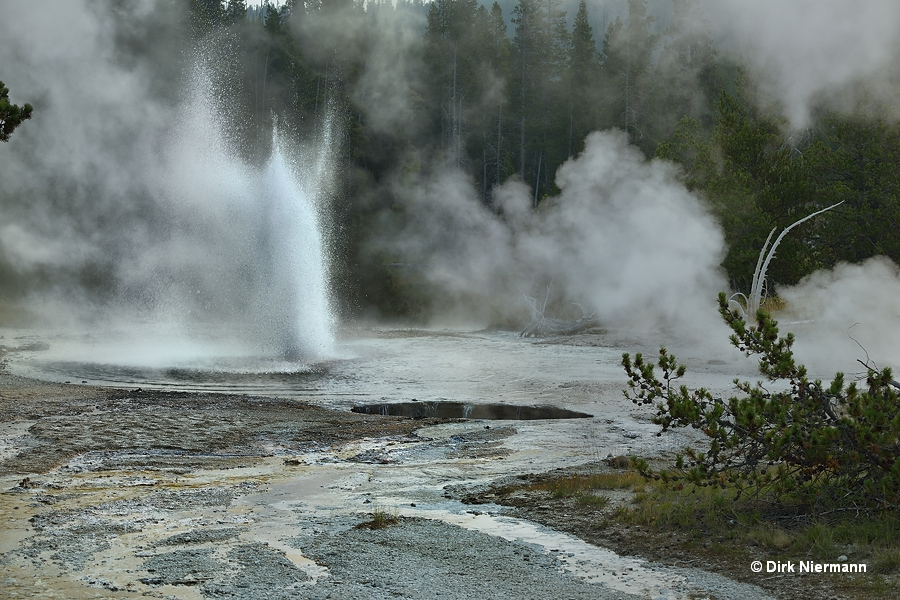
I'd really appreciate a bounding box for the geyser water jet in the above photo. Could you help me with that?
[20,55,339,372]
[131,63,337,366]
[253,143,335,360]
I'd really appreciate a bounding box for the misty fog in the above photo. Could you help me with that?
[2,0,900,376]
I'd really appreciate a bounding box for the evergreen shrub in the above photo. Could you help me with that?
[623,292,900,511]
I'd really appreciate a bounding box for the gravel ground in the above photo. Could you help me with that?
[291,516,636,600]
[2,478,642,600]
[126,515,639,600]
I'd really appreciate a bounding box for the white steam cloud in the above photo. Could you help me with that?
[0,0,335,361]
[0,3,178,235]
[778,257,900,378]
[0,0,167,272]
[3,0,900,380]
[392,130,730,342]
[706,0,900,126]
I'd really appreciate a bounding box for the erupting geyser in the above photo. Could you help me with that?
[253,143,335,360]
[16,57,338,373]
[127,62,337,365]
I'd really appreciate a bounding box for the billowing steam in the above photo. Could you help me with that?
[2,0,900,379]
[0,0,335,363]
[778,257,900,377]
[707,0,900,126]
[391,130,729,342]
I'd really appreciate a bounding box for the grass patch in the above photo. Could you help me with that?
[745,525,793,551]
[616,479,900,553]
[759,295,787,313]
[575,493,610,509]
[617,481,748,532]
[356,506,400,530]
[519,466,900,598]
[527,471,644,516]
[871,548,900,575]
[533,472,646,498]
[608,480,900,597]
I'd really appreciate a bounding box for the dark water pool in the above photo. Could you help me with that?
[351,401,592,420]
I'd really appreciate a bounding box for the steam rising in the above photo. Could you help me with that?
[392,130,729,342]
[0,0,335,364]
[779,257,900,377]
[2,0,900,380]
[708,0,900,126]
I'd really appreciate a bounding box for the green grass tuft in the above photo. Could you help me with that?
[357,506,400,530]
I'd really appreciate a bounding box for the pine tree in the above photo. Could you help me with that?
[535,0,570,196]
[511,0,570,203]
[263,2,282,34]
[566,0,601,156]
[424,0,481,168]
[807,115,900,269]
[511,0,542,181]
[190,0,225,38]
[225,0,247,25]
[0,81,33,143]
[647,0,721,146]
[482,2,512,194]
[600,0,658,147]
[658,71,825,291]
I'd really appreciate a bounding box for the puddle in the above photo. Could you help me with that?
[351,401,592,420]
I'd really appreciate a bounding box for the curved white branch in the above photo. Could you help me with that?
[746,201,844,317]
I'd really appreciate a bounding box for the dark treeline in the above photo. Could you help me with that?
[190,0,900,320]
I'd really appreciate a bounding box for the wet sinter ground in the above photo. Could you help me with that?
[0,327,777,599]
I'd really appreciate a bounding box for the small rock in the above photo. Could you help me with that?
[837,555,848,562]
